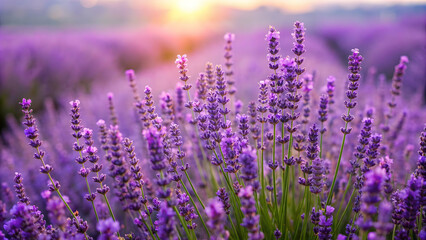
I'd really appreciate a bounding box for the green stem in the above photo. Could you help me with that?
[36,147,89,240]
[179,176,210,237]
[272,124,278,210]
[139,210,158,240]
[185,89,208,181]
[283,112,295,233]
[178,147,205,209]
[335,177,352,225]
[76,138,99,222]
[326,101,352,205]
[392,225,396,240]
[319,122,324,159]
[335,188,356,234]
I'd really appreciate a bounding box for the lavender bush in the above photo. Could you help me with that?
[0,21,425,240]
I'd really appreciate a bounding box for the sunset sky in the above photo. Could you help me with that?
[87,0,426,13]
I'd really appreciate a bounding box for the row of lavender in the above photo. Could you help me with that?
[0,21,425,240]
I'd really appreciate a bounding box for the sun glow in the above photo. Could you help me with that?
[163,0,214,27]
[175,0,204,14]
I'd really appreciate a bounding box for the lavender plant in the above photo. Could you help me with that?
[0,21,424,240]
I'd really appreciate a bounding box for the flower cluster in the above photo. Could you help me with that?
[1,22,423,240]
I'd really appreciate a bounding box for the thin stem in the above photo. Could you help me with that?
[36,147,89,240]
[272,124,278,209]
[326,130,348,205]
[392,225,396,240]
[335,177,352,226]
[319,122,324,159]
[178,146,205,209]
[179,175,210,237]
[139,210,158,240]
[185,89,208,179]
[75,138,99,222]
[335,188,356,234]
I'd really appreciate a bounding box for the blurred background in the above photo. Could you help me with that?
[0,0,425,133]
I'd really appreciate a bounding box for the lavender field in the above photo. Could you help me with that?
[0,1,426,240]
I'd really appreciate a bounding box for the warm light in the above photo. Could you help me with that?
[163,0,213,26]
[176,0,204,14]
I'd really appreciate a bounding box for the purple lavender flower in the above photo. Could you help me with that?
[42,190,67,230]
[239,186,264,240]
[0,200,7,227]
[318,94,329,133]
[239,146,258,186]
[306,124,319,162]
[215,65,231,125]
[125,69,141,101]
[357,167,385,231]
[282,57,302,133]
[107,93,119,126]
[155,202,177,240]
[144,86,158,122]
[196,73,208,102]
[221,129,241,174]
[310,157,324,194]
[265,26,281,71]
[257,80,269,126]
[374,200,393,238]
[318,206,334,240]
[13,172,30,205]
[292,21,306,75]
[160,92,175,127]
[379,156,393,196]
[326,76,336,107]
[301,74,313,132]
[336,234,347,240]
[265,26,283,95]
[176,190,198,229]
[224,33,236,96]
[205,62,215,91]
[97,218,120,240]
[69,102,99,219]
[384,56,409,129]
[175,54,192,91]
[274,228,282,239]
[143,126,167,172]
[349,118,373,176]
[206,90,222,145]
[401,174,421,231]
[310,207,320,235]
[19,98,88,237]
[363,134,382,169]
[237,114,250,140]
[1,183,14,205]
[416,125,426,178]
[247,102,260,143]
[205,198,229,240]
[341,48,363,135]
[217,188,231,215]
[4,203,46,239]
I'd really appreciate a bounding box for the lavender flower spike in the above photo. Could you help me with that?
[155,202,177,240]
[97,218,120,240]
[224,32,236,96]
[19,98,89,239]
[357,167,385,231]
[292,21,306,75]
[239,186,264,240]
[205,198,229,240]
[176,54,192,91]
[385,56,409,123]
[318,205,334,240]
[327,48,363,205]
